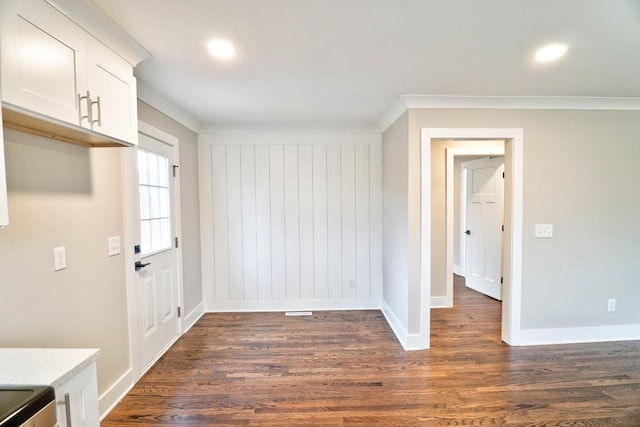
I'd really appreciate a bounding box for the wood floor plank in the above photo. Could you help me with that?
[103,276,640,425]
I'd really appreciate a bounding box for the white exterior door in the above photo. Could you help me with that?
[134,132,180,373]
[463,156,504,300]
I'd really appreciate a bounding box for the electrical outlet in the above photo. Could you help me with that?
[108,236,121,256]
[53,246,66,271]
[535,224,553,238]
[348,279,356,289]
[607,299,616,312]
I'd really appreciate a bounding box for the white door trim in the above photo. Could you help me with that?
[421,128,523,348]
[440,145,504,308]
[123,121,183,380]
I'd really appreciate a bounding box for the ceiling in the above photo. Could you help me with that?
[90,0,640,127]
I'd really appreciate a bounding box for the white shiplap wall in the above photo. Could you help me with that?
[199,132,382,311]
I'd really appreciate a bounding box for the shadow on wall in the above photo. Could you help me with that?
[4,128,92,194]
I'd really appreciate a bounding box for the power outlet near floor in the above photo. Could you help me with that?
[607,299,616,312]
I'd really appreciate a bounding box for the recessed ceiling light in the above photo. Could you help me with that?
[206,39,236,60]
[534,43,568,63]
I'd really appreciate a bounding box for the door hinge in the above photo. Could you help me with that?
[500,277,504,284]
[177,307,181,318]
[502,171,505,178]
[175,237,179,248]
[502,224,504,232]
[173,164,179,177]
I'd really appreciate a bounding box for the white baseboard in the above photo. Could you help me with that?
[380,301,425,351]
[430,296,451,308]
[518,323,640,346]
[405,333,428,350]
[453,264,463,276]
[183,301,205,333]
[207,299,380,312]
[381,300,408,350]
[99,368,135,420]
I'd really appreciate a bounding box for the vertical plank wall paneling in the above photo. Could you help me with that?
[200,133,382,311]
[269,145,286,301]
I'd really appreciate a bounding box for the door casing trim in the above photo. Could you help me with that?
[420,128,523,348]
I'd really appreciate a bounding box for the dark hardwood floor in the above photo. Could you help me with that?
[103,277,640,425]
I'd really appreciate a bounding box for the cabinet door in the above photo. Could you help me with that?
[0,107,8,227]
[0,0,88,127]
[86,40,138,145]
[55,362,100,427]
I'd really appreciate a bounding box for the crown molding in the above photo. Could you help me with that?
[137,81,201,133]
[377,97,410,134]
[378,95,640,132]
[199,123,380,135]
[46,0,151,65]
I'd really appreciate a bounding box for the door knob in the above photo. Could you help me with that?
[465,230,471,235]
[135,261,150,271]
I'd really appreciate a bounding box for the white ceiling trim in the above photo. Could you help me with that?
[47,0,150,65]
[199,123,380,135]
[137,81,201,133]
[378,95,640,132]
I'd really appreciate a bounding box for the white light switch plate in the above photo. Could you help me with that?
[53,246,66,271]
[535,224,553,238]
[108,236,121,256]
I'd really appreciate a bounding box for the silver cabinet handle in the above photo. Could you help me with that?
[57,393,72,427]
[78,91,92,125]
[91,96,101,127]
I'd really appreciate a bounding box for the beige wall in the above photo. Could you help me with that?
[0,129,129,395]
[137,101,202,315]
[407,108,640,331]
[0,101,202,399]
[381,112,410,331]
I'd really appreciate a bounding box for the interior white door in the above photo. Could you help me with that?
[463,156,504,300]
[134,133,180,373]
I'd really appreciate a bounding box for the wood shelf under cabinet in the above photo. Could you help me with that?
[2,106,133,148]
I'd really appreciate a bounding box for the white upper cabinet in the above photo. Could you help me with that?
[1,0,86,126]
[0,0,139,146]
[0,104,8,228]
[86,40,138,143]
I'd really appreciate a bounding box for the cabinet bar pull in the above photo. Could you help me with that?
[78,91,93,126]
[91,96,102,127]
[78,91,92,125]
[57,392,73,427]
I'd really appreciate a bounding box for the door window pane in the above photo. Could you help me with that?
[149,186,161,218]
[149,154,159,186]
[138,151,149,185]
[139,185,150,220]
[138,149,171,255]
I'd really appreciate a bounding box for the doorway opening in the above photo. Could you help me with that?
[433,142,505,308]
[420,128,524,349]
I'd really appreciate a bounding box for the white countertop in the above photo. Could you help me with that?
[0,348,100,388]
